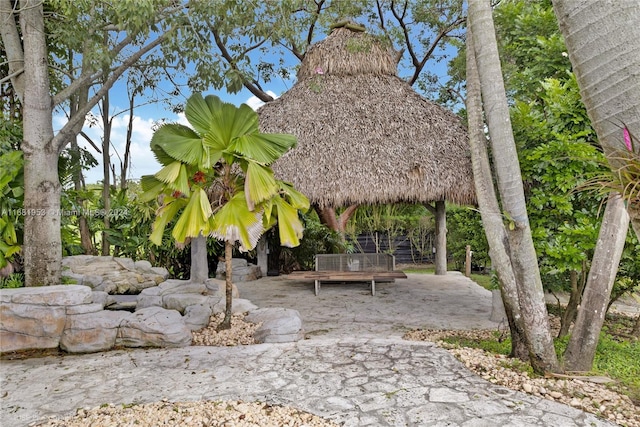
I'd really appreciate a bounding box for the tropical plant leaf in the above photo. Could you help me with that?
[185,93,215,136]
[0,151,23,192]
[154,162,191,194]
[139,175,166,202]
[172,188,213,242]
[272,196,304,248]
[209,192,264,251]
[278,180,310,211]
[151,124,204,166]
[230,133,296,164]
[2,221,17,245]
[149,198,185,245]
[245,162,278,208]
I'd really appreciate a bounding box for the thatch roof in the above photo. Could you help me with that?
[258,26,475,208]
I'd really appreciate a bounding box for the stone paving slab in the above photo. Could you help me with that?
[0,339,614,427]
[236,272,502,339]
[0,273,618,426]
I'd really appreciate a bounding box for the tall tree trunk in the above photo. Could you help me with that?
[553,0,640,370]
[101,91,112,256]
[189,234,208,283]
[563,194,629,371]
[465,23,528,361]
[20,0,61,286]
[553,0,640,238]
[68,75,95,255]
[218,240,234,331]
[469,0,559,373]
[120,90,135,190]
[558,270,585,338]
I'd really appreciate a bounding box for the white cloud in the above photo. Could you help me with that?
[244,91,278,111]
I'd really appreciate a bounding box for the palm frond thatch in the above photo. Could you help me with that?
[258,26,475,208]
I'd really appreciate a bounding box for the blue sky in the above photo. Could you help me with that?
[58,85,284,185]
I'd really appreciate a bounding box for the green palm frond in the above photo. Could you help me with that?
[139,175,166,202]
[151,124,205,166]
[209,192,264,251]
[149,197,187,245]
[154,161,190,194]
[172,188,213,242]
[230,133,297,164]
[244,162,278,209]
[185,93,216,136]
[278,180,310,211]
[272,195,305,248]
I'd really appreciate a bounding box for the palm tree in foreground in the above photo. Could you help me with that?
[142,93,309,329]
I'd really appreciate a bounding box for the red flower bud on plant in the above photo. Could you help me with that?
[193,171,206,184]
[172,191,183,198]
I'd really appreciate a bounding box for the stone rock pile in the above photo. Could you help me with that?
[62,255,169,294]
[1,257,304,355]
[215,258,262,282]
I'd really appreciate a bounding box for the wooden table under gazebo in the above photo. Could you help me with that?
[257,22,476,277]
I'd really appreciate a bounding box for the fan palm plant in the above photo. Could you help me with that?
[142,93,309,329]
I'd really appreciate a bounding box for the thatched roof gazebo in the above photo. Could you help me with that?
[258,23,475,274]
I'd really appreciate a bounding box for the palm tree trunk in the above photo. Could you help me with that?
[563,194,629,371]
[466,23,528,361]
[469,0,559,373]
[553,0,640,371]
[218,240,234,331]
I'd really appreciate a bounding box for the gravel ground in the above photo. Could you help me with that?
[29,313,639,427]
[404,328,639,427]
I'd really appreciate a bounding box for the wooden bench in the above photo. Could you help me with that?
[287,253,407,296]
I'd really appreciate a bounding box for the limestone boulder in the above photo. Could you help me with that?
[212,298,258,314]
[0,303,67,352]
[136,287,162,310]
[116,307,191,348]
[204,278,239,298]
[158,280,206,295]
[246,308,304,343]
[215,258,262,282]
[163,294,210,314]
[60,310,130,353]
[183,304,213,331]
[1,285,93,305]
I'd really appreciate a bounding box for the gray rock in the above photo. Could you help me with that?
[114,257,135,271]
[215,258,262,282]
[116,307,191,348]
[60,311,130,353]
[0,285,93,306]
[183,304,212,331]
[91,291,110,308]
[66,303,104,315]
[61,271,84,286]
[94,280,117,294]
[162,293,209,314]
[82,274,104,289]
[0,303,67,352]
[212,298,258,314]
[247,308,304,344]
[150,267,169,280]
[134,260,153,272]
[204,278,239,298]
[158,280,206,295]
[136,294,163,310]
